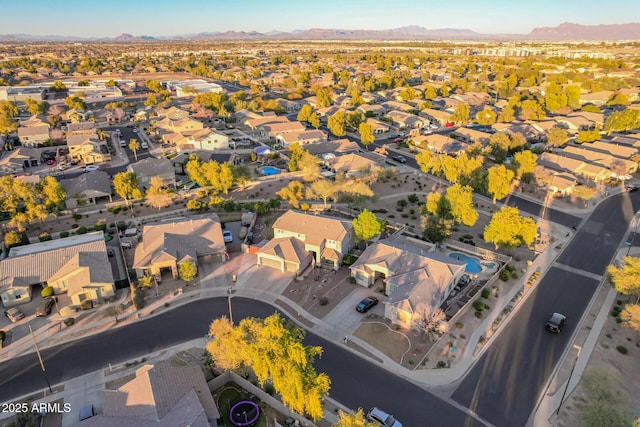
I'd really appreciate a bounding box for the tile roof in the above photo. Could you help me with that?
[132,215,225,269]
[60,170,111,197]
[257,236,311,264]
[273,210,353,245]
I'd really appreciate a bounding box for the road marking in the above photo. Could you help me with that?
[551,262,603,281]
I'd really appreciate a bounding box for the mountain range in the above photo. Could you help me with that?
[1,22,639,42]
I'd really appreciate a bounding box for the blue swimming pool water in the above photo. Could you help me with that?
[258,166,281,176]
[449,252,482,273]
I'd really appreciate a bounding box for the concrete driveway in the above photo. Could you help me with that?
[323,285,386,333]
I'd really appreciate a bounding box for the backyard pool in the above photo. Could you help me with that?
[257,166,281,176]
[449,252,496,274]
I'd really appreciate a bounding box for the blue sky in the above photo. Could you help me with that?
[7,0,640,37]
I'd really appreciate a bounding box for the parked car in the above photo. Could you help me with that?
[45,159,55,166]
[367,407,403,427]
[393,138,403,143]
[83,165,99,173]
[107,248,115,257]
[356,296,378,313]
[35,297,57,317]
[545,312,566,333]
[4,307,25,323]
[223,230,233,243]
[120,139,126,147]
[392,155,406,163]
[132,128,138,133]
[141,141,149,149]
[626,184,639,192]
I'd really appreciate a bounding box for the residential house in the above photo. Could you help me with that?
[414,134,469,156]
[17,125,50,146]
[364,118,391,134]
[419,108,450,126]
[561,145,637,174]
[610,134,640,149]
[357,104,386,118]
[451,127,492,147]
[569,111,605,129]
[554,115,597,134]
[132,215,226,279]
[127,157,176,189]
[245,115,289,130]
[259,209,356,269]
[155,116,204,135]
[67,133,111,164]
[0,232,115,309]
[19,115,49,128]
[260,121,306,138]
[97,361,219,427]
[156,106,191,120]
[579,90,615,106]
[386,110,424,129]
[381,101,414,112]
[534,165,578,197]
[316,106,344,122]
[66,122,97,135]
[328,152,384,177]
[539,152,611,182]
[492,122,544,142]
[277,99,302,113]
[256,237,314,274]
[350,235,466,328]
[305,138,360,156]
[60,170,112,209]
[0,147,41,173]
[585,140,637,160]
[176,128,230,153]
[276,129,327,148]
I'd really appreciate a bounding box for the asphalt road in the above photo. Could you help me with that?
[452,189,640,426]
[0,298,483,427]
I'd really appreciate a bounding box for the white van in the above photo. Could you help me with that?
[124,228,138,237]
[121,241,132,250]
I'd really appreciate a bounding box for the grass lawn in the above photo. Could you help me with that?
[216,385,268,427]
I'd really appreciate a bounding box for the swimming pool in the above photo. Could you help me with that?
[449,252,496,274]
[257,166,281,176]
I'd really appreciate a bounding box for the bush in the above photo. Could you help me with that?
[455,322,463,329]
[76,226,88,235]
[511,272,519,280]
[116,221,127,231]
[349,277,357,285]
[397,199,408,208]
[72,213,82,220]
[94,221,107,232]
[187,199,208,212]
[505,264,515,273]
[41,286,54,298]
[342,254,359,265]
[63,318,75,327]
[437,361,447,368]
[377,208,388,214]
[408,193,419,204]
[481,288,491,299]
[38,231,52,242]
[264,382,275,396]
[319,297,328,306]
[499,269,511,281]
[473,300,486,311]
[616,345,628,355]
[60,231,70,238]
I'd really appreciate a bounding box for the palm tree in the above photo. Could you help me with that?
[129,138,140,161]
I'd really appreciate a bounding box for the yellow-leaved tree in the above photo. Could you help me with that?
[206,313,330,421]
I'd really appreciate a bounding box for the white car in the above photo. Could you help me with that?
[141,141,149,149]
[83,165,99,173]
[223,230,233,243]
[133,128,138,133]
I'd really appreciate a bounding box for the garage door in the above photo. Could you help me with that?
[199,254,224,264]
[259,256,283,271]
[285,261,300,273]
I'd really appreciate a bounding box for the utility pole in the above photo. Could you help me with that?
[556,345,582,415]
[29,325,53,393]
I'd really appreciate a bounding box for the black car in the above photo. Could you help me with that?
[356,296,379,313]
[36,297,57,317]
[392,155,407,163]
[545,312,566,333]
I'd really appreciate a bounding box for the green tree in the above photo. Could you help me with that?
[288,142,305,172]
[439,84,450,97]
[487,165,515,203]
[128,138,140,161]
[64,95,86,110]
[520,99,545,121]
[449,104,470,124]
[423,85,437,100]
[605,109,640,134]
[544,82,568,112]
[145,176,173,210]
[335,408,378,427]
[399,86,416,102]
[573,185,597,207]
[475,108,497,126]
[582,104,601,113]
[327,111,346,137]
[607,257,640,296]
[306,179,337,208]
[352,209,384,247]
[276,180,305,208]
[445,184,478,226]
[207,313,330,421]
[619,304,640,339]
[178,260,197,284]
[546,128,569,147]
[565,85,582,109]
[497,105,515,123]
[484,206,537,249]
[358,122,375,150]
[607,92,630,106]
[513,150,537,179]
[421,215,450,244]
[489,132,511,162]
[113,172,143,207]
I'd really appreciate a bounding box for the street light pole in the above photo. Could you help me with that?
[28,325,53,393]
[227,287,234,324]
[556,344,582,415]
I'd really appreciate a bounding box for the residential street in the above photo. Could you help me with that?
[0,297,483,427]
[451,190,640,426]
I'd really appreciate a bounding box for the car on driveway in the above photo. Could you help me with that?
[5,307,25,323]
[545,312,566,333]
[223,230,233,243]
[367,407,403,427]
[392,155,406,163]
[36,297,57,317]
[141,141,149,149]
[356,296,378,313]
[83,165,99,173]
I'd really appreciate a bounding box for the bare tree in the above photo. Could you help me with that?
[413,307,449,341]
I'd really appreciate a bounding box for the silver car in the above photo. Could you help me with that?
[367,407,403,427]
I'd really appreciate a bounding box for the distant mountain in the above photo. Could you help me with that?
[2,23,640,42]
[528,22,640,40]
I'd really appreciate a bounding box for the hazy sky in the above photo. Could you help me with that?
[6,0,640,37]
